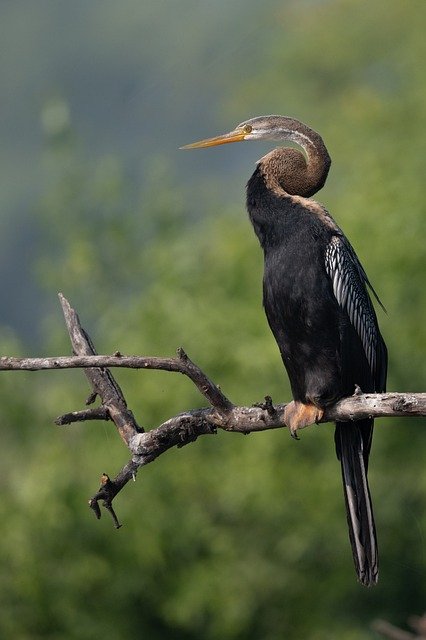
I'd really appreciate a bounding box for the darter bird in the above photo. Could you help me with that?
[181,115,387,586]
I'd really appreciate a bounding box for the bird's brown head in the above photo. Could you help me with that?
[181,115,331,197]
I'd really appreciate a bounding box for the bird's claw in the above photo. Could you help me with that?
[284,401,324,439]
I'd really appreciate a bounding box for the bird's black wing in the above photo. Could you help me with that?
[324,235,387,391]
[325,233,388,586]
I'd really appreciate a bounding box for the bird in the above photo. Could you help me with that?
[181,115,387,586]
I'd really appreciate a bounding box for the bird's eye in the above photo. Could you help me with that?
[242,124,253,134]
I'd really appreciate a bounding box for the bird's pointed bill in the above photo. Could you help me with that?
[180,128,247,149]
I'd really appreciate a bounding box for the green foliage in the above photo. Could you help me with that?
[1,0,426,638]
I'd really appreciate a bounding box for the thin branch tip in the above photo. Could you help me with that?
[177,346,188,360]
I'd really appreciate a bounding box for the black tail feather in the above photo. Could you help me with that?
[335,420,378,586]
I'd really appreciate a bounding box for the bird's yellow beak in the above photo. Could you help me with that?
[180,127,247,149]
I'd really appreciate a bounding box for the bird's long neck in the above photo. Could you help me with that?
[257,119,331,198]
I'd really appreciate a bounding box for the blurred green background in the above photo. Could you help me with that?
[0,0,425,638]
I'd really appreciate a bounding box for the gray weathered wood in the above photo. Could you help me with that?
[1,293,424,526]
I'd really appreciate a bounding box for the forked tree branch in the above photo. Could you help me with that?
[0,293,425,527]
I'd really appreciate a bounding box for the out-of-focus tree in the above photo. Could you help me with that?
[0,1,425,638]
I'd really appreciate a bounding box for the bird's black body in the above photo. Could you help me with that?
[248,173,342,407]
[247,160,386,410]
[246,145,387,587]
[182,115,388,586]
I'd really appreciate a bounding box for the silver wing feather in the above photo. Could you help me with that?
[325,235,380,379]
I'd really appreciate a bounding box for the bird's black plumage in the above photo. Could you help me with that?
[182,115,388,586]
[246,129,387,587]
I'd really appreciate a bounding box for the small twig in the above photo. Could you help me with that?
[89,474,123,529]
[88,461,140,527]
[55,406,110,426]
[253,395,278,417]
[176,346,232,414]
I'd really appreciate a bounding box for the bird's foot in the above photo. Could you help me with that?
[284,401,324,439]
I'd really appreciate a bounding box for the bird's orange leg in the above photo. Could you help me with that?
[284,401,324,438]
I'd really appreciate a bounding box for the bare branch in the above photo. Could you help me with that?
[59,293,142,447]
[1,300,233,417]
[2,353,426,422]
[321,391,426,421]
[127,392,426,463]
[1,293,425,527]
[57,294,145,526]
[0,351,233,413]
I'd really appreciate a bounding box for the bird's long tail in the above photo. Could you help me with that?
[335,419,378,586]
